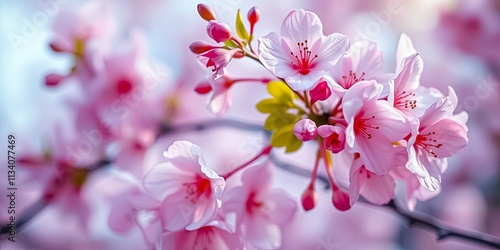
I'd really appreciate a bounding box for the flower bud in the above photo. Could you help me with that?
[301,184,317,211]
[189,41,217,54]
[309,78,332,105]
[194,80,213,95]
[197,4,216,21]
[317,125,345,154]
[206,20,232,43]
[45,73,65,87]
[332,189,351,211]
[293,119,318,141]
[247,7,260,25]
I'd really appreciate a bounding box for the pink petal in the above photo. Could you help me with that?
[208,88,232,116]
[258,33,297,79]
[356,132,396,175]
[362,101,410,142]
[280,9,323,44]
[245,216,282,249]
[360,173,395,205]
[396,33,417,69]
[261,189,297,226]
[163,140,207,173]
[315,33,350,69]
[143,162,194,200]
[421,118,468,158]
[393,53,423,97]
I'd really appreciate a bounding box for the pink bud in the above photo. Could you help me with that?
[206,20,232,43]
[197,4,216,21]
[45,73,65,87]
[332,189,351,211]
[293,119,317,141]
[194,81,213,95]
[247,7,260,25]
[189,41,218,54]
[301,184,317,211]
[317,125,345,154]
[309,78,332,105]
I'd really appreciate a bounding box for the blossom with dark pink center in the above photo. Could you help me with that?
[258,9,349,91]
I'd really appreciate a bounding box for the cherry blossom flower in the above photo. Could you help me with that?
[343,80,410,175]
[293,119,318,141]
[258,9,349,90]
[143,141,225,231]
[405,96,468,191]
[194,75,234,116]
[223,164,296,249]
[317,125,346,154]
[328,40,388,96]
[348,156,395,205]
[49,1,115,54]
[158,221,243,250]
[198,48,242,80]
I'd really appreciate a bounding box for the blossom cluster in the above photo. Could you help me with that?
[190,5,469,213]
[14,2,473,249]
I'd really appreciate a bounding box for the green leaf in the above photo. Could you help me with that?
[256,98,286,113]
[270,123,303,153]
[264,111,296,131]
[235,9,249,41]
[224,39,239,48]
[267,81,294,103]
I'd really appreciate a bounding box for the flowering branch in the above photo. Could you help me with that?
[267,155,500,248]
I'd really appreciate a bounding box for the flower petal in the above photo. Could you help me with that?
[280,9,323,44]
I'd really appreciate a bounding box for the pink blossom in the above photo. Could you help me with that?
[406,96,468,191]
[317,125,346,154]
[309,77,332,104]
[349,162,395,205]
[343,80,410,175]
[197,48,241,80]
[206,20,233,43]
[143,141,225,231]
[197,3,216,21]
[258,9,349,90]
[50,1,114,54]
[328,40,388,96]
[223,164,296,249]
[159,222,243,250]
[195,75,234,116]
[293,119,318,141]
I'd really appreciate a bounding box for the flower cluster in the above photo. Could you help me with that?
[190,6,469,212]
[108,141,296,249]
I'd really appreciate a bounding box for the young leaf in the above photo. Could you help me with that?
[235,9,250,41]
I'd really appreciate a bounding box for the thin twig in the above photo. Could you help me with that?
[384,200,500,248]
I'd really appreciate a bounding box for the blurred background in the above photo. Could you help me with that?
[0,0,499,249]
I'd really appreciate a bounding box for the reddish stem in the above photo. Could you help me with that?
[222,145,272,179]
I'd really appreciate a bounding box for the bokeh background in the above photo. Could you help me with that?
[1,0,499,249]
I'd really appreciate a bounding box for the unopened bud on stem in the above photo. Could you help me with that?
[197,4,216,21]
[206,20,233,43]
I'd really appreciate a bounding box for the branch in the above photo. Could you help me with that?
[265,156,500,248]
[384,200,500,248]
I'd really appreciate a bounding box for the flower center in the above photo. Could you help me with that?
[341,70,365,89]
[354,115,379,140]
[290,40,318,75]
[395,91,417,110]
[116,79,133,95]
[416,131,443,158]
[245,191,263,215]
[183,177,212,204]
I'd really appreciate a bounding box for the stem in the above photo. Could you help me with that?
[222,145,272,179]
[319,141,339,191]
[381,200,500,248]
[232,78,272,84]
